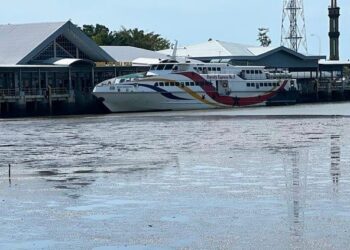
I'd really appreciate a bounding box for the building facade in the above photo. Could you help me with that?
[0,21,147,116]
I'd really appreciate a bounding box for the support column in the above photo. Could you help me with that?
[92,67,95,89]
[38,69,41,95]
[68,67,75,103]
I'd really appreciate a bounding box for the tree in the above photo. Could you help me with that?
[82,24,114,45]
[81,24,170,51]
[257,28,272,47]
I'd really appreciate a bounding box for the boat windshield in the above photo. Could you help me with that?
[150,64,175,71]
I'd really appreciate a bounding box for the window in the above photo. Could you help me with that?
[255,70,259,74]
[165,64,174,70]
[273,83,277,87]
[175,82,179,86]
[170,82,175,86]
[247,83,251,87]
[156,65,166,70]
[195,82,199,86]
[173,66,178,71]
[185,82,190,86]
[268,83,272,87]
[213,68,217,72]
[260,83,264,87]
[190,82,195,86]
[159,82,164,86]
[277,82,280,86]
[217,67,221,71]
[264,83,268,87]
[165,82,170,86]
[155,82,159,86]
[208,67,212,71]
[251,83,255,87]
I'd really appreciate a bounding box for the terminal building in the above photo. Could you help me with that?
[0,21,154,116]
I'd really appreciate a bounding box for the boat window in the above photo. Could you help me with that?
[155,82,159,87]
[165,64,174,70]
[260,83,264,87]
[165,82,170,86]
[198,67,203,71]
[264,83,268,87]
[156,65,166,70]
[247,83,251,87]
[273,82,277,87]
[268,82,272,87]
[255,70,259,74]
[175,82,179,86]
[173,66,178,71]
[251,83,255,87]
[159,82,164,86]
[259,70,263,74]
[195,82,199,86]
[185,82,190,86]
[217,67,221,71]
[150,65,157,70]
[190,82,195,86]
[212,67,217,72]
[170,82,175,86]
[193,67,197,71]
[277,82,280,86]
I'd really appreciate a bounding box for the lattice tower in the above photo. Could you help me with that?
[281,0,308,53]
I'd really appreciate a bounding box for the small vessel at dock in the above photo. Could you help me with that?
[93,60,298,112]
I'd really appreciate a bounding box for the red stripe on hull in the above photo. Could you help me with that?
[180,72,287,107]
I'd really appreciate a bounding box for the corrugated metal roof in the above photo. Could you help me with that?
[101,46,168,62]
[0,21,114,65]
[158,40,274,58]
[247,46,275,56]
[0,22,65,64]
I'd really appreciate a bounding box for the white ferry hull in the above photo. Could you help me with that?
[94,92,225,112]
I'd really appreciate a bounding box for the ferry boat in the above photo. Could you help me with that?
[93,60,298,112]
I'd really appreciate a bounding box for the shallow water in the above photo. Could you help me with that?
[1,103,350,249]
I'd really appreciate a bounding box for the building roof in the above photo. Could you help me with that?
[101,46,168,62]
[0,21,113,65]
[158,40,275,58]
[319,59,350,65]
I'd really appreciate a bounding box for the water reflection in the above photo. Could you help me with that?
[330,134,341,191]
[284,152,308,246]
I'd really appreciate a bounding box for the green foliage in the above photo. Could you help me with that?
[257,28,272,47]
[81,24,170,51]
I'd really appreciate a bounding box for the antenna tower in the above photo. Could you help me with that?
[281,0,308,53]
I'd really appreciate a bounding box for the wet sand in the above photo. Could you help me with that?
[1,103,350,249]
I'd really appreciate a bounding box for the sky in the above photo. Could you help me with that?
[1,0,350,59]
